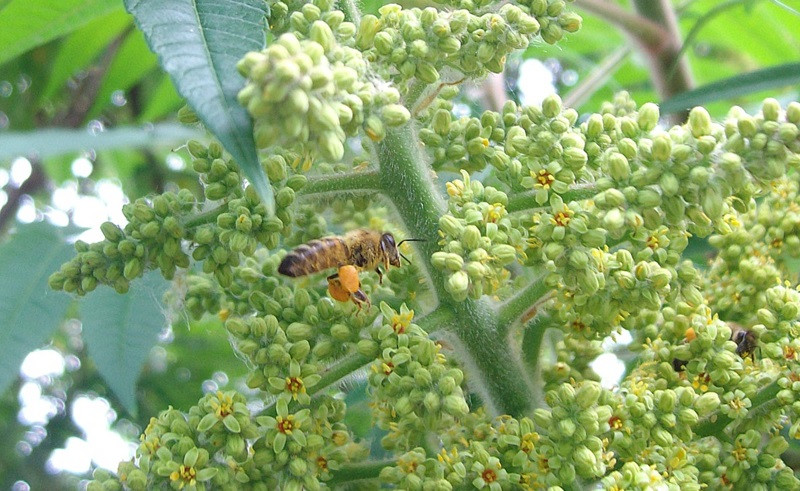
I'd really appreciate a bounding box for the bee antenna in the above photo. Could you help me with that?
[397,238,426,247]
[399,253,412,264]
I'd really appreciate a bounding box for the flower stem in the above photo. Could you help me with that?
[298,170,381,197]
[337,0,361,25]
[326,459,395,486]
[181,204,227,228]
[497,276,551,331]
[377,125,534,416]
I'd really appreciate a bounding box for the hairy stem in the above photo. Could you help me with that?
[181,204,228,228]
[497,277,551,333]
[298,169,381,197]
[377,125,534,416]
[327,459,395,486]
[338,0,361,25]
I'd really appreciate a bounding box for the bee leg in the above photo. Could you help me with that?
[352,289,370,314]
[327,273,339,281]
[375,267,383,284]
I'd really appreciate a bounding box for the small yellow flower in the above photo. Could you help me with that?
[285,376,306,400]
[210,391,234,419]
[391,309,414,334]
[170,465,197,489]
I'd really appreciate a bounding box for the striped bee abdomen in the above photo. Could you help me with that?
[278,237,349,277]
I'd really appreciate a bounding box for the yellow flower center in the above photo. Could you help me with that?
[482,468,497,483]
[391,310,414,334]
[285,377,305,398]
[277,415,295,434]
[170,465,197,489]
[210,391,234,419]
[535,169,555,189]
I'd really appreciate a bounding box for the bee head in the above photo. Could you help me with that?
[380,233,402,267]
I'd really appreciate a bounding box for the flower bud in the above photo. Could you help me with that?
[688,106,712,137]
[695,392,720,415]
[491,244,517,264]
[762,98,781,121]
[462,225,482,250]
[382,104,411,127]
[447,271,470,298]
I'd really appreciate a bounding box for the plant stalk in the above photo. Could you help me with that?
[377,125,534,416]
[327,459,395,485]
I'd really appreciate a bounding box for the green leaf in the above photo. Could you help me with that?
[81,271,170,416]
[0,0,120,67]
[0,123,202,161]
[87,28,159,120]
[660,62,800,114]
[0,223,73,395]
[40,8,131,102]
[123,0,274,214]
[138,75,184,122]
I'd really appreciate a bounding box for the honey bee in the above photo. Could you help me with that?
[730,324,758,361]
[278,229,421,309]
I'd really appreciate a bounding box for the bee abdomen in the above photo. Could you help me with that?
[278,237,347,277]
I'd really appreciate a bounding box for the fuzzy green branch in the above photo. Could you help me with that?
[694,380,780,438]
[297,169,381,197]
[497,277,552,333]
[181,203,228,228]
[326,459,396,486]
[521,315,550,373]
[377,125,534,416]
[337,0,361,25]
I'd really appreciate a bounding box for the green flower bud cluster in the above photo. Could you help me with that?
[188,140,244,201]
[532,381,613,484]
[434,170,525,300]
[359,3,567,87]
[755,176,800,259]
[672,317,745,394]
[49,190,195,295]
[757,285,800,351]
[541,335,602,391]
[418,91,511,173]
[607,383,699,464]
[225,284,376,394]
[238,29,409,163]
[544,239,674,340]
[380,413,559,489]
[588,98,800,242]
[90,407,225,490]
[717,431,798,488]
[268,0,338,36]
[362,303,470,450]
[502,97,587,202]
[705,214,783,323]
[189,391,259,464]
[600,461,667,490]
[182,273,224,321]
[218,176,303,252]
[253,397,362,490]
